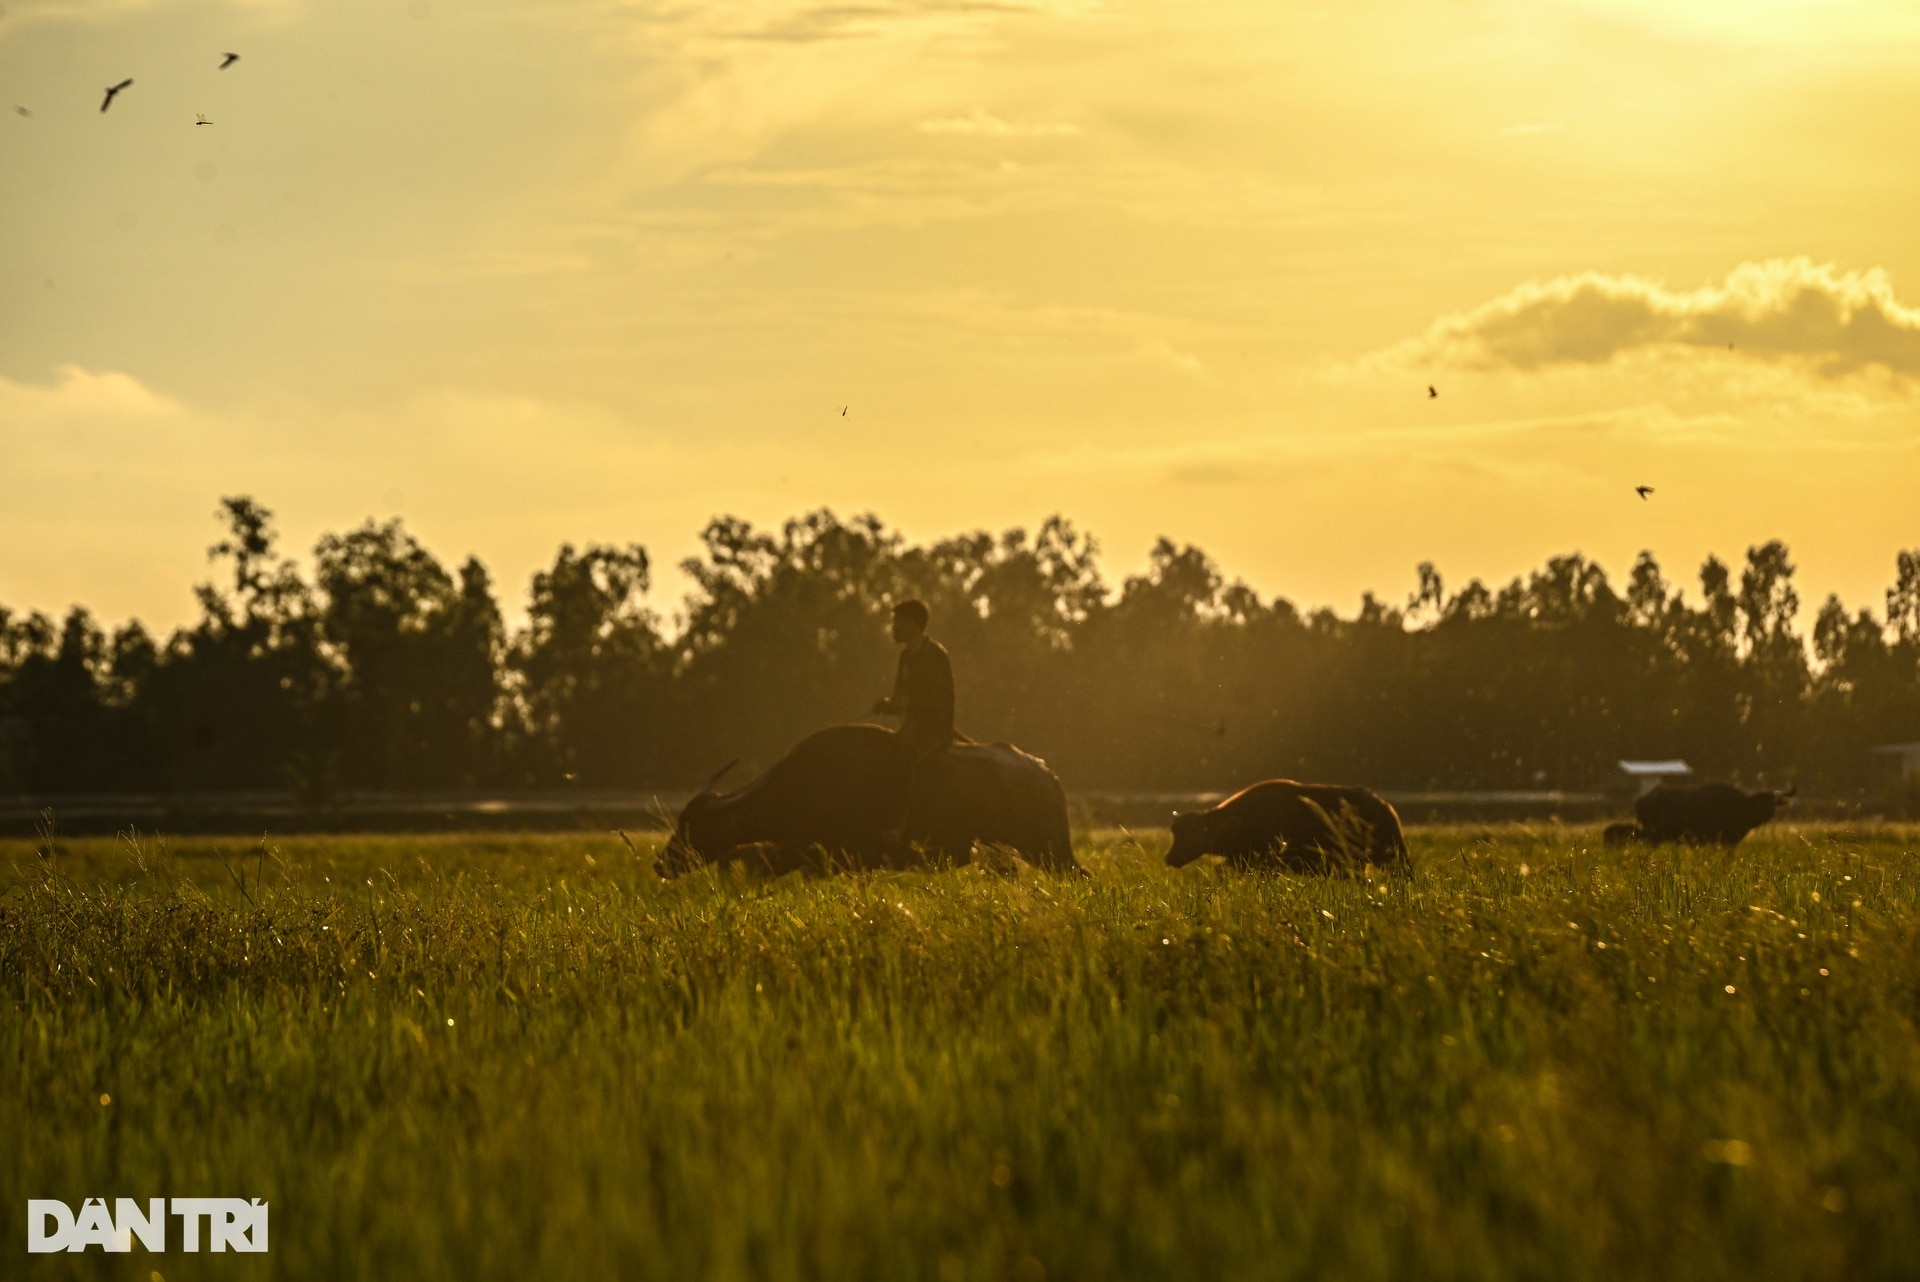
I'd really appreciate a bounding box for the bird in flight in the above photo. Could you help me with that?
[195,113,211,126]
[219,52,241,69]
[841,405,848,416]
[13,105,29,117]
[100,79,133,112]
[1427,385,1438,398]
[1635,485,1654,500]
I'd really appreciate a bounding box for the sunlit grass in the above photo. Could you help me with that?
[2,824,1916,1280]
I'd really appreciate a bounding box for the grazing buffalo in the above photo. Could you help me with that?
[1166,780,1408,873]
[1628,781,1794,847]
[661,723,1083,878]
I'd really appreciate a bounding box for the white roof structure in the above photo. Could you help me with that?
[1872,743,1920,775]
[1618,760,1692,777]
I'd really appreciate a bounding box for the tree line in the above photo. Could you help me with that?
[3,497,1917,798]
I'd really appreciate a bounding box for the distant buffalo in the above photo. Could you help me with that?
[1606,782,1795,847]
[661,723,1084,878]
[1166,780,1408,873]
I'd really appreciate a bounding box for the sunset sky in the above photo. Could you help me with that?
[3,0,1918,631]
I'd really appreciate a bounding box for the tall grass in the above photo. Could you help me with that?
[2,824,1916,1280]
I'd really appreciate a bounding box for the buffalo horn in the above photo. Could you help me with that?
[694,758,739,798]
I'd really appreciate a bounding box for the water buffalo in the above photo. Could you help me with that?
[661,723,1083,877]
[1629,781,1793,846]
[1166,780,1408,873]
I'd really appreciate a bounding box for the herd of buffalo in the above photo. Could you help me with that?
[658,723,1795,879]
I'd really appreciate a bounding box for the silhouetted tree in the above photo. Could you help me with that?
[3,498,1917,801]
[313,518,504,789]
[138,498,331,790]
[513,542,668,786]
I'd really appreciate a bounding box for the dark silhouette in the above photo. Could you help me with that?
[512,542,666,787]
[1636,486,1654,500]
[219,53,241,69]
[1631,781,1793,846]
[659,724,1080,877]
[311,518,503,789]
[100,79,132,112]
[1428,385,1438,398]
[874,599,953,754]
[872,598,954,834]
[4,498,1919,804]
[196,114,211,125]
[15,106,30,117]
[1166,780,1407,873]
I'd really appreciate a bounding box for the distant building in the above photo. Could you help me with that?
[1871,742,1920,779]
[1617,760,1693,795]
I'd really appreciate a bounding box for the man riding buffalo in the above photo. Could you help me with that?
[871,598,954,840]
[660,596,1084,877]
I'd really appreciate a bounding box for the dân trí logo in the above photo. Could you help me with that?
[27,1198,268,1253]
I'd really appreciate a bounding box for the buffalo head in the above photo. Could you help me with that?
[1167,808,1239,867]
[658,759,738,878]
[1753,785,1795,823]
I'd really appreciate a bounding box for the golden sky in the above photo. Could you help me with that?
[3,0,1919,629]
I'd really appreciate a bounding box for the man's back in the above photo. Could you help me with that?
[894,637,955,751]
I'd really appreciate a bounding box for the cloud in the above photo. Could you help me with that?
[0,0,295,24]
[1407,258,1920,378]
[918,108,1082,137]
[0,364,183,422]
[725,2,1043,44]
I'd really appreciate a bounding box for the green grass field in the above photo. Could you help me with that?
[3,824,1916,1281]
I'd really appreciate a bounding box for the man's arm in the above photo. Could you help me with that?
[872,651,911,715]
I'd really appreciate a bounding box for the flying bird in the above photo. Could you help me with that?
[219,52,241,69]
[1635,485,1654,500]
[841,405,848,416]
[100,79,133,112]
[195,113,211,126]
[1427,385,1438,398]
[13,105,28,117]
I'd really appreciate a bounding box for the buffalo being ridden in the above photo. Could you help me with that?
[660,724,1084,878]
[1605,781,1794,847]
[1166,779,1408,874]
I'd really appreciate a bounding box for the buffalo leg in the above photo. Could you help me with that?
[1022,836,1088,877]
